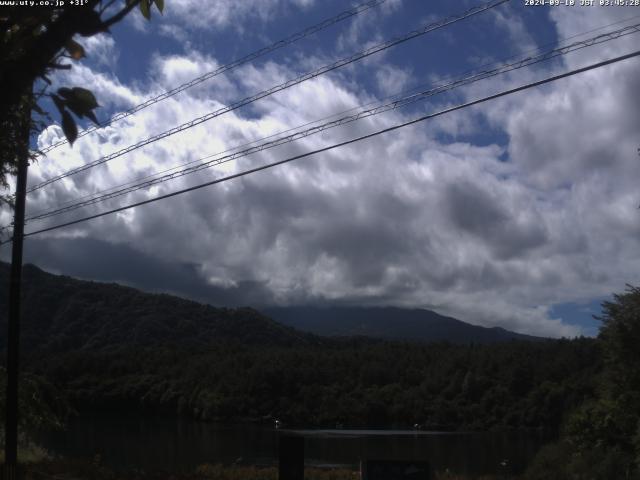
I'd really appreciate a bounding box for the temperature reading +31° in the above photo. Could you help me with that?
[526,0,640,5]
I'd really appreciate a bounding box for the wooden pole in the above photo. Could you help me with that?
[4,98,30,475]
[278,434,304,480]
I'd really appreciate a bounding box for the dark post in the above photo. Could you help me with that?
[361,460,431,480]
[3,100,30,476]
[278,434,304,480]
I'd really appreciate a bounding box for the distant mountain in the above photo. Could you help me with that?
[0,263,543,353]
[0,263,596,431]
[0,263,314,354]
[261,306,545,344]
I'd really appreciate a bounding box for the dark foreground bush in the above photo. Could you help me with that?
[524,440,640,480]
[21,458,510,480]
[22,459,359,480]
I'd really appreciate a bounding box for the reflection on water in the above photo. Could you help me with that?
[37,415,550,476]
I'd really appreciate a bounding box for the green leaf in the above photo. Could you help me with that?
[65,39,85,60]
[61,110,78,145]
[57,88,73,99]
[85,110,99,125]
[61,88,100,122]
[154,0,164,13]
[70,87,99,110]
[140,0,151,20]
[65,101,85,119]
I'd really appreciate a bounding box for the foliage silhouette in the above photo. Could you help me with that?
[0,263,601,432]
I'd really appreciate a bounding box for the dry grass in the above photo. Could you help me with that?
[19,459,509,480]
[22,461,359,480]
[0,443,51,464]
[196,464,360,479]
[434,473,504,480]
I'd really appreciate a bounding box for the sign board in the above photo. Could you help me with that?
[279,434,304,480]
[361,460,430,480]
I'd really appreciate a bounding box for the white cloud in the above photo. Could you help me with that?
[79,34,119,70]
[15,6,640,339]
[158,24,190,45]
[164,0,315,31]
[490,9,537,55]
[50,64,143,112]
[375,64,412,96]
[335,0,401,54]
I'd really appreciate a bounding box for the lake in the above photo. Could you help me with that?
[37,415,551,476]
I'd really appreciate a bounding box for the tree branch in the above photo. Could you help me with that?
[101,0,142,29]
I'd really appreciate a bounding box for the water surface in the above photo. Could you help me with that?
[38,415,550,476]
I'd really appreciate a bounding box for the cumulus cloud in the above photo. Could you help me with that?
[490,8,538,55]
[10,4,640,339]
[334,0,402,55]
[375,64,413,96]
[164,0,315,31]
[79,34,119,70]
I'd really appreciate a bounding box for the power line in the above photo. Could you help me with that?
[28,12,640,219]
[30,0,507,192]
[7,48,638,244]
[36,0,389,155]
[24,21,640,223]
[557,12,640,42]
[27,0,509,194]
[33,7,640,161]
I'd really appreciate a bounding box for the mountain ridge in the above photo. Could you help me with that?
[261,306,545,344]
[0,262,596,431]
[0,262,543,348]
[0,262,315,353]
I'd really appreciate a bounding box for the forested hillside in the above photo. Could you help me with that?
[0,263,314,353]
[36,339,599,431]
[0,263,601,432]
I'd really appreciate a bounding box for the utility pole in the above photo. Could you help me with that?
[3,95,30,478]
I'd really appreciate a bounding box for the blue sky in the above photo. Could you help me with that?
[4,0,640,337]
[550,297,609,337]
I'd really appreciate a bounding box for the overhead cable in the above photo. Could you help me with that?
[6,48,637,243]
[28,0,509,194]
[37,0,389,155]
[25,21,640,223]
[30,12,640,219]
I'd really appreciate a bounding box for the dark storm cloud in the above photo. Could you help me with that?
[16,237,276,307]
[445,181,548,260]
[18,12,640,338]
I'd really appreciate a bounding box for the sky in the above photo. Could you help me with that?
[2,0,640,338]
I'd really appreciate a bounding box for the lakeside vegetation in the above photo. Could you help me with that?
[12,459,498,480]
[37,339,599,431]
[1,264,600,431]
[1,265,639,477]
